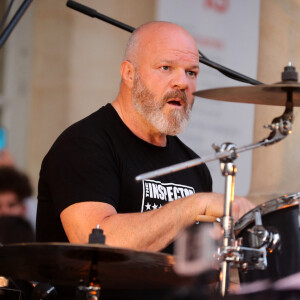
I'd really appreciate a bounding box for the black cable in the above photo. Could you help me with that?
[198,49,208,60]
[199,56,262,85]
[0,0,15,31]
[66,0,135,33]
[0,0,33,49]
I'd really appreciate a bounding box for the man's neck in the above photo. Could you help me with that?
[112,97,167,147]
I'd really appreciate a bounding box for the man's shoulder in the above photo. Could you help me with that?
[42,104,119,159]
[57,103,118,141]
[67,103,115,134]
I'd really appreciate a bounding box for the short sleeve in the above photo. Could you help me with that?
[42,135,120,216]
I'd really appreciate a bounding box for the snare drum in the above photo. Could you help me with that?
[235,193,300,283]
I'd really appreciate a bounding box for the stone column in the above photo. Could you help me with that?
[248,0,300,205]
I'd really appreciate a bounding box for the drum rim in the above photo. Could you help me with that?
[234,192,300,235]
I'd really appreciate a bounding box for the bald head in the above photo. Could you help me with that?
[123,22,199,67]
[115,21,200,143]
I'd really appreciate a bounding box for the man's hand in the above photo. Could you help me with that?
[198,193,254,222]
[232,195,255,220]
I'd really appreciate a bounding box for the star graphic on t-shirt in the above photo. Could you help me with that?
[152,203,158,210]
[145,202,151,210]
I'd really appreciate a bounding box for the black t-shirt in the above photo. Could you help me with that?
[36,104,212,252]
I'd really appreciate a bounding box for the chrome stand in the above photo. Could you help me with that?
[78,284,101,300]
[77,252,101,299]
[214,144,237,296]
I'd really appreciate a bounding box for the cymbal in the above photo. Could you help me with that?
[193,81,300,106]
[0,243,192,289]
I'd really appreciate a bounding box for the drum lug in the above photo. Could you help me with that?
[247,225,280,253]
[265,229,280,253]
[245,209,281,253]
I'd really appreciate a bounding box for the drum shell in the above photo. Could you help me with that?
[237,204,300,282]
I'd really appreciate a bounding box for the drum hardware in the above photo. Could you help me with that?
[211,142,269,296]
[246,210,281,252]
[216,243,266,271]
[235,193,300,284]
[136,65,298,296]
[89,224,106,245]
[77,283,101,300]
[235,192,300,232]
[68,225,106,299]
[78,243,102,300]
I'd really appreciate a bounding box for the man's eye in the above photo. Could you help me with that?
[187,71,196,77]
[161,66,169,71]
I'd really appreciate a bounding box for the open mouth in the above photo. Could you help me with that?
[167,99,183,106]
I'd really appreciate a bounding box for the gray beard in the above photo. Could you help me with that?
[131,72,193,136]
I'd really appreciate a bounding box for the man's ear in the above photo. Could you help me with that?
[120,61,135,89]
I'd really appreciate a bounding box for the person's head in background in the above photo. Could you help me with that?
[0,166,32,217]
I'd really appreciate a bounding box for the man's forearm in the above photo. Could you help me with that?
[61,193,209,251]
[61,192,251,251]
[100,194,205,251]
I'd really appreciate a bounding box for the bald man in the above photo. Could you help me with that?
[36,22,252,253]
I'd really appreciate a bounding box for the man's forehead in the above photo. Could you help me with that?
[156,57,199,68]
[139,23,197,49]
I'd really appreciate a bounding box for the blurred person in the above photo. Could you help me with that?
[0,166,32,217]
[0,149,37,230]
[0,149,14,167]
[0,166,35,244]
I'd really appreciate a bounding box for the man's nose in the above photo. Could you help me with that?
[170,70,189,90]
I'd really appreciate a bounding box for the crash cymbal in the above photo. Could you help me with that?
[193,81,300,106]
[0,243,193,289]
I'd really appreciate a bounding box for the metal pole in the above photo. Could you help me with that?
[219,162,236,296]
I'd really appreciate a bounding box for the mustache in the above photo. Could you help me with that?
[162,90,187,103]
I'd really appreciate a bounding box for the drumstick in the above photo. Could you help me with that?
[195,215,218,222]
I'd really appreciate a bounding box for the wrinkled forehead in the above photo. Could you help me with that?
[136,24,199,66]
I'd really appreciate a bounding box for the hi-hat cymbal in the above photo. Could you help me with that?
[193,81,300,106]
[0,243,192,289]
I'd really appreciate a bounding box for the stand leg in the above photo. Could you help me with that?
[219,161,236,296]
[220,261,230,296]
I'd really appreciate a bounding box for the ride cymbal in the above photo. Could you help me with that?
[193,81,300,106]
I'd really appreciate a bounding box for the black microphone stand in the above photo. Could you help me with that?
[66,0,262,86]
[0,0,33,49]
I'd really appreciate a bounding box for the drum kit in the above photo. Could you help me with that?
[0,65,299,300]
[0,0,298,298]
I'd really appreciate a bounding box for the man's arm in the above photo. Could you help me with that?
[60,192,253,252]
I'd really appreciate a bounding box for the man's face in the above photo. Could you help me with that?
[0,191,25,217]
[130,24,199,136]
[132,69,192,135]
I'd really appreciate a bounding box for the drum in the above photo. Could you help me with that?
[235,193,300,283]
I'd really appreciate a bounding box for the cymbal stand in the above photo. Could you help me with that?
[212,143,237,296]
[78,253,101,300]
[214,89,293,295]
[213,87,294,296]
